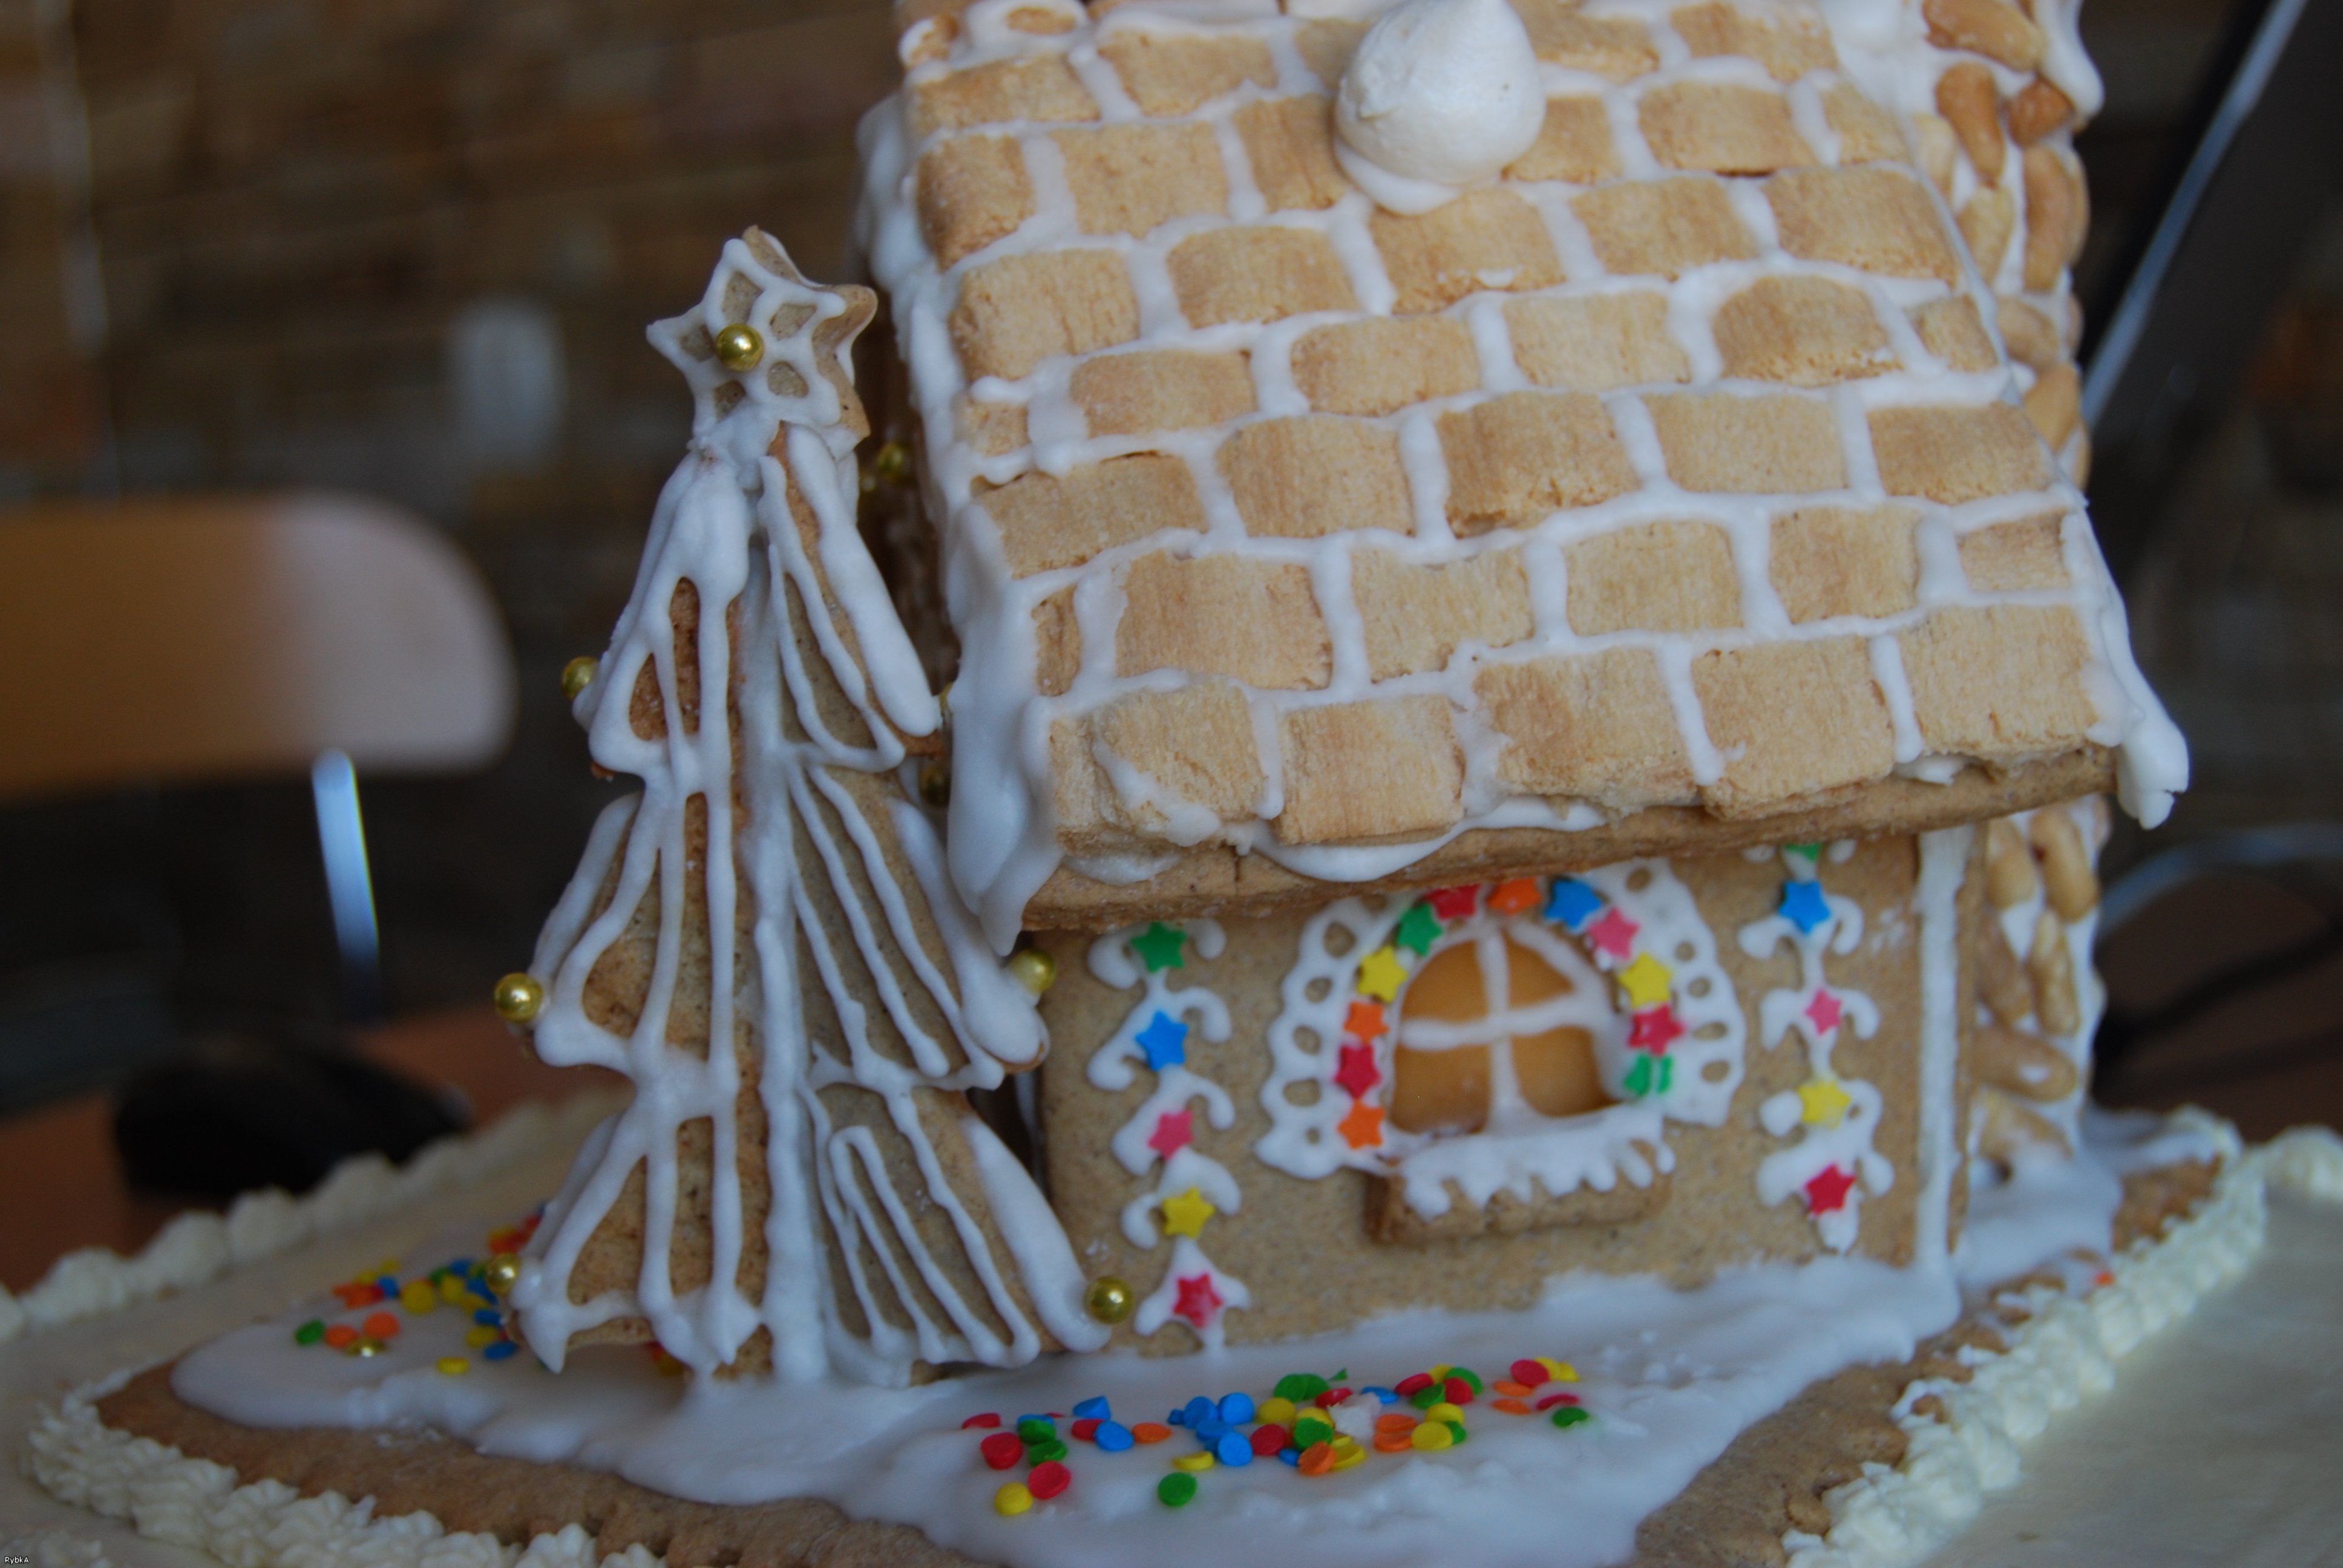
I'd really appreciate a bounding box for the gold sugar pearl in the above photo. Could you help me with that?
[1085,1275,1135,1324]
[480,1252,523,1297]
[1006,948,1057,998]
[872,439,911,486]
[713,323,764,372]
[493,973,545,1025]
[559,655,598,700]
[352,1335,387,1358]
[918,760,951,808]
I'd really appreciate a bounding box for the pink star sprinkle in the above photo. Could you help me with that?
[1173,1273,1224,1328]
[1147,1109,1192,1160]
[1804,989,1844,1035]
[1587,908,1641,961]
[1628,1006,1684,1053]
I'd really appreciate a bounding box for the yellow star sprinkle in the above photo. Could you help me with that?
[1799,1076,1853,1128]
[1162,1186,1217,1238]
[1357,946,1408,1002]
[1616,953,1673,1008]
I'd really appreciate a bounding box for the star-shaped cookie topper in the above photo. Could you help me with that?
[649,227,876,461]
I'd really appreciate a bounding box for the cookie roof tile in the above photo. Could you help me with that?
[856,0,2185,944]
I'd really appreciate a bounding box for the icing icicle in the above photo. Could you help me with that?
[509,232,1103,1387]
[1084,920,1254,1346]
[1740,846,1892,1251]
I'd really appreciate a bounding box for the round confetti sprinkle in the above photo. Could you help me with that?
[1447,1368,1484,1394]
[1330,1436,1366,1471]
[1256,1396,1297,1427]
[1133,1423,1172,1445]
[1360,1385,1398,1404]
[482,1340,519,1362]
[473,1308,502,1327]
[1181,1397,1215,1429]
[323,1325,358,1350]
[1426,1401,1464,1424]
[1409,1386,1442,1410]
[1274,1373,1329,1402]
[1250,1424,1289,1457]
[1313,1387,1352,1408]
[1193,1416,1228,1445]
[995,1482,1033,1517]
[400,1281,437,1315]
[465,1327,499,1349]
[1296,1442,1335,1476]
[1276,1447,1301,1466]
[293,1320,325,1346]
[1070,1419,1101,1442]
[1444,1421,1468,1445]
[1492,1398,1532,1415]
[1291,1413,1334,1448]
[1539,1357,1579,1382]
[1027,1439,1068,1465]
[362,1312,400,1339]
[1394,1373,1433,1398]
[1072,1396,1110,1420]
[1552,1407,1591,1429]
[1443,1376,1477,1405]
[1536,1393,1581,1411]
[981,1434,1023,1469]
[1028,1460,1071,1500]
[1095,1421,1135,1453]
[1214,1431,1253,1468]
[437,1357,469,1376]
[963,1413,1002,1429]
[1017,1416,1057,1443]
[1158,1472,1198,1508]
[1493,1380,1532,1398]
[1374,1431,1413,1453]
[1411,1422,1453,1452]
[1171,1451,1215,1473]
[1217,1391,1255,1425]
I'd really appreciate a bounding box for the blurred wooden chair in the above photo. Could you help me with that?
[0,493,516,1017]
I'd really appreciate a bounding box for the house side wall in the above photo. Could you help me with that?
[1037,838,1934,1353]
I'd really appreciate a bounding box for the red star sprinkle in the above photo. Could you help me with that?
[1427,886,1480,921]
[1334,1042,1382,1099]
[1628,1006,1684,1053]
[1804,1164,1858,1214]
[1804,990,1844,1035]
[1345,1000,1388,1040]
[1587,907,1641,961]
[1147,1109,1193,1160]
[1173,1273,1224,1328]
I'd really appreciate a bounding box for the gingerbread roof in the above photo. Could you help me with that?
[857,0,2186,944]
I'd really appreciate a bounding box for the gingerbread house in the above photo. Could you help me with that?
[508,0,2187,1380]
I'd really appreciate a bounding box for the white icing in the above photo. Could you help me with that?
[0,1094,620,1348]
[851,0,2187,943]
[506,239,1095,1387]
[1255,866,1745,1218]
[1332,0,1547,212]
[1740,849,1892,1252]
[1080,920,1252,1346]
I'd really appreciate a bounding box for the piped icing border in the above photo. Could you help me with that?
[0,1093,622,1349]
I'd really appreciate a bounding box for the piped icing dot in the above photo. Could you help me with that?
[1333,0,1545,214]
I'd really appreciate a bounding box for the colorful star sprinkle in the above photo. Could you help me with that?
[1137,1011,1189,1071]
[1780,879,1832,935]
[1489,878,1541,915]
[1148,1109,1193,1158]
[1804,989,1844,1036]
[1616,952,1673,1008]
[1334,1042,1381,1099]
[1544,878,1603,930]
[1628,1005,1684,1053]
[1804,1163,1858,1214]
[1394,902,1444,957]
[1173,1273,1224,1328]
[1162,1187,1217,1238]
[1586,907,1640,961]
[1345,1000,1387,1039]
[1133,922,1188,973]
[1622,1053,1674,1099]
[1798,1077,1853,1128]
[1426,886,1479,921]
[1338,1100,1385,1149]
[1357,946,1408,1002]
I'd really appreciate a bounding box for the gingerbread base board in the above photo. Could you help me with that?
[25,1152,2254,1568]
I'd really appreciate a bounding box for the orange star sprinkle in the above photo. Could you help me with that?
[1339,1101,1385,1149]
[1344,1000,1388,1040]
[1489,878,1541,915]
